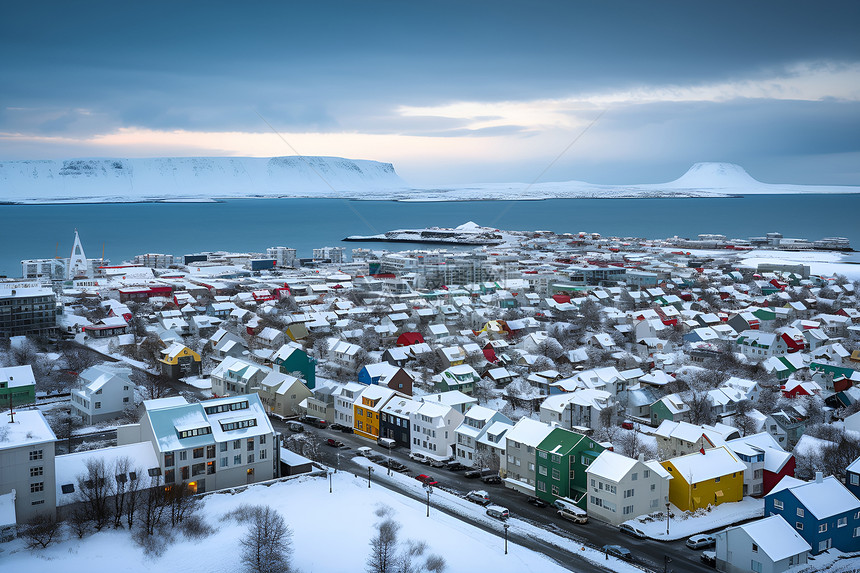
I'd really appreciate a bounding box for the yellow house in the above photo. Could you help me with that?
[158,342,202,379]
[353,385,401,440]
[660,445,746,512]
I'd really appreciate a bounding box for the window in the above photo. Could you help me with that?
[774,499,783,510]
[751,560,762,573]
[537,482,547,492]
[206,461,215,475]
[247,438,254,450]
[631,473,638,481]
[179,451,188,461]
[30,467,43,477]
[180,466,189,480]
[95,402,101,409]
[539,466,548,476]
[715,476,720,483]
[259,435,266,445]
[248,454,255,464]
[538,451,547,459]
[221,457,228,468]
[193,447,204,459]
[624,489,635,499]
[752,543,758,552]
[31,500,45,506]
[551,468,560,481]
[234,454,242,465]
[260,449,267,460]
[818,539,831,552]
[551,454,561,464]
[819,524,827,533]
[854,526,860,538]
[838,517,847,528]
[61,484,75,494]
[165,469,175,483]
[234,440,241,449]
[30,482,44,493]
[650,484,656,491]
[643,469,650,479]
[623,505,634,515]
[581,456,591,466]
[192,463,205,477]
[796,522,803,530]
[207,445,216,458]
[220,442,228,452]
[123,397,129,403]
[851,474,859,486]
[551,485,559,496]
[29,450,43,461]
[590,478,596,487]
[797,508,804,518]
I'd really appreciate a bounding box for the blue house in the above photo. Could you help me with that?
[765,473,860,554]
[847,456,860,499]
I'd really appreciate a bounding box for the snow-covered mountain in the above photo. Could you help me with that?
[1,158,857,203]
[0,156,409,203]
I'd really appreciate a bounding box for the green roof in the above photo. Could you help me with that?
[536,427,587,456]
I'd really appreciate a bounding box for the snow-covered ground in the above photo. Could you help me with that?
[622,498,764,541]
[0,470,623,573]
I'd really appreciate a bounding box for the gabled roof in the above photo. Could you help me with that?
[735,515,811,561]
[663,445,746,483]
[780,475,860,520]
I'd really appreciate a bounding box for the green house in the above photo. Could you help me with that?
[0,365,36,408]
[535,428,604,507]
[272,345,317,389]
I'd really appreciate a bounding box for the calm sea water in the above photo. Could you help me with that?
[1,195,858,278]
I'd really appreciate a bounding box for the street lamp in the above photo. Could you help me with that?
[328,468,333,494]
[424,484,433,517]
[666,502,671,536]
[503,523,510,555]
[367,466,373,488]
[336,453,340,474]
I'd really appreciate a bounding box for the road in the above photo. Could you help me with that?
[277,420,716,573]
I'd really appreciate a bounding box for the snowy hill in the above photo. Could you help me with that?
[1,158,858,203]
[0,156,409,203]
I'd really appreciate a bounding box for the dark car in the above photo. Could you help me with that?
[445,462,467,472]
[339,425,354,434]
[325,438,344,448]
[481,474,502,484]
[383,459,408,472]
[701,551,716,568]
[299,415,317,424]
[602,545,632,560]
[415,474,439,486]
[526,496,548,508]
[464,467,493,479]
[329,422,347,431]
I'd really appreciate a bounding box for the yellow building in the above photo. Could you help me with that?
[353,385,401,440]
[158,342,202,379]
[660,445,746,512]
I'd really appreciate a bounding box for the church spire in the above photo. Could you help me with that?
[68,229,89,279]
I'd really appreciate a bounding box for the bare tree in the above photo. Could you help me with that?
[240,505,293,573]
[75,457,114,531]
[137,370,173,401]
[166,481,201,527]
[367,517,401,573]
[140,473,167,536]
[111,457,143,529]
[22,514,61,549]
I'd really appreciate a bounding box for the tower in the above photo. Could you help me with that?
[68,229,89,279]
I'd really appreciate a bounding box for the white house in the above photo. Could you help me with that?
[333,382,365,427]
[714,515,809,573]
[0,410,57,524]
[210,356,269,397]
[70,364,135,425]
[586,450,672,526]
[454,406,513,468]
[408,401,464,462]
[539,389,614,433]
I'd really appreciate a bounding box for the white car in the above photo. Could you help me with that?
[465,490,491,505]
[686,534,716,549]
[409,452,429,463]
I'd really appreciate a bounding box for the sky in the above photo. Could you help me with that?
[2,0,859,187]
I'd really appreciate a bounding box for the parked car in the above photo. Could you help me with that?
[339,425,354,434]
[621,420,634,430]
[383,460,408,473]
[356,446,373,457]
[551,497,579,513]
[481,474,502,484]
[286,421,303,432]
[700,551,717,567]
[686,534,716,550]
[557,507,588,524]
[526,496,547,508]
[445,462,467,472]
[486,505,509,520]
[602,545,632,560]
[377,437,396,449]
[619,523,647,539]
[415,474,439,486]
[409,452,429,463]
[325,438,344,448]
[465,490,491,505]
[299,415,327,429]
[464,468,482,479]
[367,454,387,464]
[329,422,347,431]
[429,458,450,468]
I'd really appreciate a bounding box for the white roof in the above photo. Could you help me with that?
[0,365,35,388]
[0,410,57,450]
[736,515,811,561]
[55,442,159,506]
[784,475,860,520]
[665,446,746,483]
[586,450,639,481]
[504,418,553,448]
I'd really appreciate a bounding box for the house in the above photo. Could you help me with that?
[765,408,807,448]
[422,390,477,415]
[256,372,312,418]
[82,316,129,338]
[454,406,513,468]
[713,515,810,573]
[846,456,860,499]
[328,339,362,369]
[271,344,317,390]
[653,420,739,458]
[437,345,466,368]
[586,451,672,526]
[117,394,278,493]
[301,385,336,423]
[333,382,364,428]
[158,342,202,379]
[408,401,464,463]
[727,432,794,497]
[211,331,248,362]
[353,385,404,441]
[210,357,269,397]
[535,428,605,508]
[765,472,860,554]
[660,446,746,512]
[0,410,57,524]
[70,364,135,425]
[485,367,514,386]
[539,389,614,433]
[650,393,690,426]
[358,363,414,396]
[0,365,36,408]
[379,396,422,448]
[736,330,789,361]
[476,420,513,475]
[502,418,554,495]
[436,364,480,395]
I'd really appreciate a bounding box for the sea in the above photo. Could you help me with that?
[1,194,858,278]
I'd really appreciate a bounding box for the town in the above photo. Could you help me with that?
[2,225,860,573]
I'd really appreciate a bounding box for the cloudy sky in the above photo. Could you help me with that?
[2,0,859,186]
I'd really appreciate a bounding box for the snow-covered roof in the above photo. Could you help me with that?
[0,410,57,450]
[504,417,553,448]
[55,442,159,506]
[735,515,811,561]
[782,475,860,520]
[0,365,35,388]
[663,445,746,483]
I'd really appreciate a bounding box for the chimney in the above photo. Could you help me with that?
[638,453,645,463]
[815,471,823,484]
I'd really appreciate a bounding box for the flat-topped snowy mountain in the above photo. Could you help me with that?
[1,158,857,203]
[0,156,409,203]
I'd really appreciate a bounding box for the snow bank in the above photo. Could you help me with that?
[622,498,764,541]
